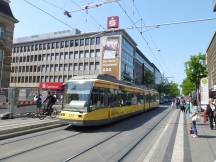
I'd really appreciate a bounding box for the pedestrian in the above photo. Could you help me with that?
[35,94,42,113]
[190,100,199,138]
[176,98,180,109]
[180,97,185,112]
[43,91,57,115]
[185,97,191,114]
[206,98,216,130]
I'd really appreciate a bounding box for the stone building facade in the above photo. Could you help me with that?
[0,0,18,88]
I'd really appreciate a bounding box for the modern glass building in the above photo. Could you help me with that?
[10,29,162,88]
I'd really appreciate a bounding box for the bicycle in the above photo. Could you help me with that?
[38,103,58,120]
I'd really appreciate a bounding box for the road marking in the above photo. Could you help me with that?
[171,111,184,162]
[142,110,176,162]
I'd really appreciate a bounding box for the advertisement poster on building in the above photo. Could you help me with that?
[200,78,209,105]
[101,37,120,79]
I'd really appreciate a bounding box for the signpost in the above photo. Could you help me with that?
[200,78,209,105]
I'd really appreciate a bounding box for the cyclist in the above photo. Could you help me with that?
[43,91,57,115]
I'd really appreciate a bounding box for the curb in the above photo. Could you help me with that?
[0,121,64,140]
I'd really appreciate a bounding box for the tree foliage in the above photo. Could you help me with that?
[156,82,180,97]
[185,53,207,90]
[181,78,195,96]
[144,70,155,88]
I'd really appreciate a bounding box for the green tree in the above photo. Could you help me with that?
[185,53,207,91]
[181,78,195,96]
[144,69,155,88]
[156,82,180,97]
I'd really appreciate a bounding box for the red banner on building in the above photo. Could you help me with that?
[107,16,119,29]
[39,82,64,90]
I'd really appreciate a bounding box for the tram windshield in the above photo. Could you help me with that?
[63,81,93,112]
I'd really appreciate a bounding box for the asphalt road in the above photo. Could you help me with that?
[0,105,181,162]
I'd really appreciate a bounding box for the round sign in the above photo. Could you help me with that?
[201,78,208,85]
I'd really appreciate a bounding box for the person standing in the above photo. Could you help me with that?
[191,100,199,138]
[176,98,180,109]
[180,97,185,112]
[206,98,216,130]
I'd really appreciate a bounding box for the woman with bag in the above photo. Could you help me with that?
[191,100,199,138]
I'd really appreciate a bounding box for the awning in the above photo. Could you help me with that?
[39,82,64,90]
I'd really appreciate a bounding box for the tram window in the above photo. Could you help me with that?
[108,89,119,107]
[137,93,144,104]
[89,87,105,111]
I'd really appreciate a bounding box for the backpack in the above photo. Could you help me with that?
[51,95,57,104]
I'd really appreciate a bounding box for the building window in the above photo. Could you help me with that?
[74,51,79,59]
[96,37,100,45]
[90,63,94,70]
[65,40,69,47]
[47,43,51,49]
[27,45,30,52]
[85,50,89,58]
[42,65,46,72]
[55,53,59,60]
[55,64,58,71]
[51,53,55,60]
[39,44,42,50]
[75,40,79,46]
[41,76,45,82]
[96,62,100,70]
[79,63,83,70]
[69,52,73,59]
[47,54,51,60]
[65,52,69,59]
[96,49,100,57]
[69,64,73,70]
[63,76,67,82]
[85,38,90,45]
[70,40,74,47]
[90,38,95,45]
[84,63,88,70]
[43,43,47,50]
[0,25,5,39]
[80,51,84,58]
[24,46,27,52]
[60,41,64,48]
[59,64,63,71]
[80,39,84,46]
[50,65,54,71]
[54,76,58,82]
[59,76,63,82]
[90,50,95,58]
[56,42,60,48]
[64,64,68,71]
[0,49,4,61]
[46,65,49,72]
[74,63,78,70]
[60,53,64,60]
[50,76,54,82]
[45,76,49,82]
[51,42,55,49]
[35,44,38,51]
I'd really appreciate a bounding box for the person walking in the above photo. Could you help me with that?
[191,100,199,138]
[206,98,216,130]
[176,98,180,109]
[35,94,42,114]
[180,97,185,112]
[185,97,191,114]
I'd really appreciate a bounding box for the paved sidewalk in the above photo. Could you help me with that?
[0,118,62,140]
[186,113,216,162]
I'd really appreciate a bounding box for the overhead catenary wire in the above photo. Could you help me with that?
[116,1,166,73]
[23,0,75,30]
[69,0,106,30]
[41,0,65,11]
[127,17,216,29]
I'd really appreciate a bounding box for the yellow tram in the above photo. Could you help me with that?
[58,76,159,126]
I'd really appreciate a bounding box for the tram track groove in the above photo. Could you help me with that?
[118,107,173,161]
[0,132,82,161]
[0,126,68,146]
[62,107,172,162]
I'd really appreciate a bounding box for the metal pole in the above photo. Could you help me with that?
[0,49,4,88]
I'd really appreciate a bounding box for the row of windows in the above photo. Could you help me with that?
[89,87,158,111]
[11,62,100,73]
[13,37,100,53]
[11,75,75,83]
[12,50,100,63]
[0,26,5,40]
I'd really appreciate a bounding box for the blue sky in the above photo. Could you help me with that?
[10,0,216,85]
